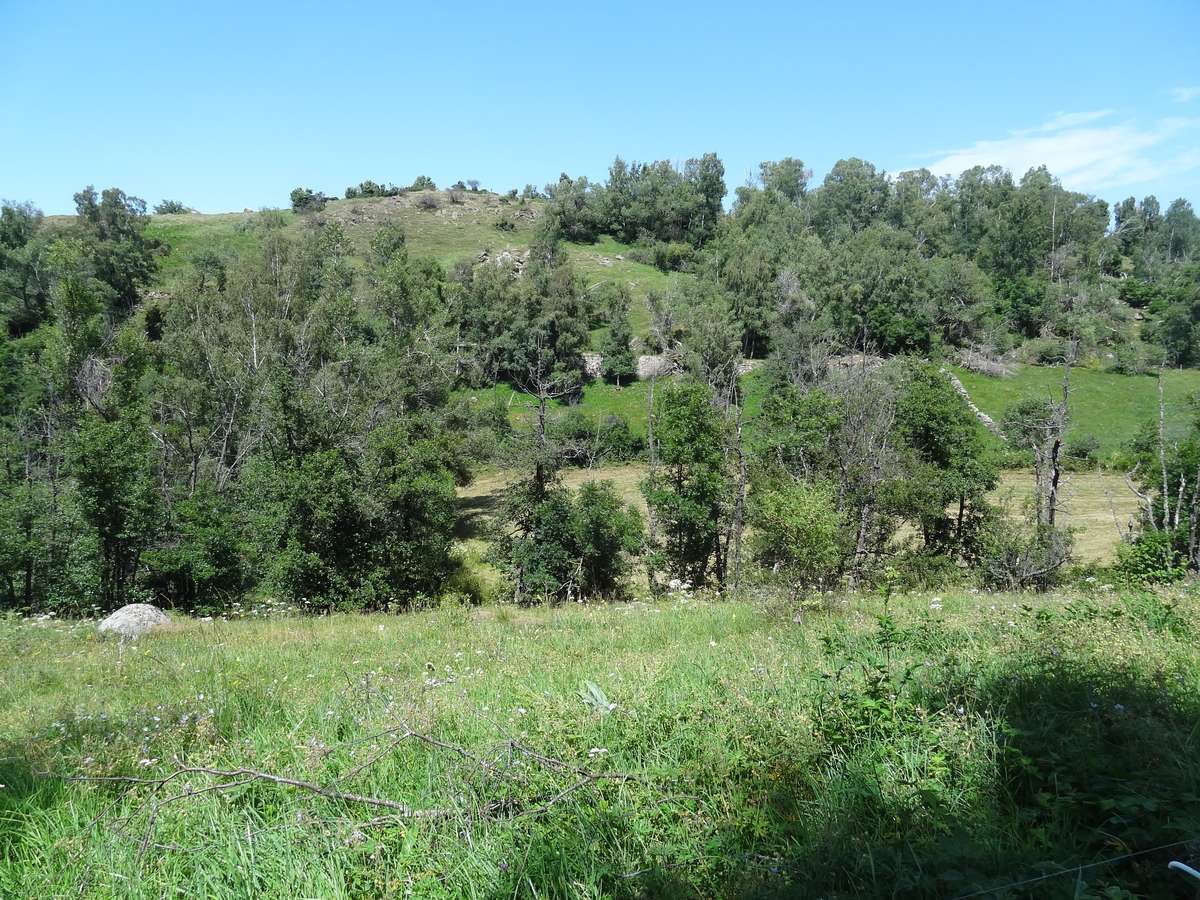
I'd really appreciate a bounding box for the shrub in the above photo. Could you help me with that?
[1020,336,1067,365]
[1064,432,1101,468]
[415,195,440,211]
[889,549,964,590]
[409,175,437,191]
[628,240,695,272]
[289,187,327,213]
[447,190,465,205]
[153,199,189,215]
[344,180,403,199]
[554,411,643,466]
[499,481,642,603]
[1115,529,1188,585]
[751,480,848,593]
[979,515,1072,590]
[1109,339,1166,375]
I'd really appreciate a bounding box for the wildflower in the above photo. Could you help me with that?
[587,747,608,757]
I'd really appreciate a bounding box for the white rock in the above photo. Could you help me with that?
[98,603,172,639]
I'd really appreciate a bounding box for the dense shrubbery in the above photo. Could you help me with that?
[344,180,403,199]
[497,480,642,603]
[289,186,327,212]
[2,149,1200,614]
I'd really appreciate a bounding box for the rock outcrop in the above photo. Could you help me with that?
[97,603,172,639]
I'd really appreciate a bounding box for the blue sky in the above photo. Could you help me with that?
[2,0,1198,215]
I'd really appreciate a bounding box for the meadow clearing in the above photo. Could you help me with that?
[3,585,1199,898]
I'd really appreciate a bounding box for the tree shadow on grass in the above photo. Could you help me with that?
[456,490,501,541]
[722,639,1200,899]
[483,631,1200,899]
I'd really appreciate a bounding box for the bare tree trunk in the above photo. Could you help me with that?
[1157,373,1171,530]
[729,400,748,595]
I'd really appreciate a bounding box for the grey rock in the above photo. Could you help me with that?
[98,603,172,639]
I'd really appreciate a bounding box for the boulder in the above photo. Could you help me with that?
[98,603,172,639]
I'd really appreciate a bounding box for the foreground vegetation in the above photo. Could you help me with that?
[3,587,1198,898]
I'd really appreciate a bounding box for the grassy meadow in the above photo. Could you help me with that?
[953,364,1200,457]
[3,586,1200,898]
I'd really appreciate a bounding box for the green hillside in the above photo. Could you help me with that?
[143,193,687,342]
[954,363,1200,456]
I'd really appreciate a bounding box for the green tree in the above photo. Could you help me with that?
[499,480,642,603]
[69,410,161,608]
[289,187,327,213]
[751,479,848,593]
[72,186,163,310]
[599,284,637,385]
[642,381,733,588]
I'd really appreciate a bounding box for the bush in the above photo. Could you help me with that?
[979,516,1072,591]
[1020,336,1067,365]
[447,190,465,205]
[409,175,437,191]
[153,199,189,215]
[1108,339,1166,375]
[344,180,403,199]
[1064,432,1101,468]
[415,195,440,211]
[751,480,848,593]
[289,187,327,213]
[889,549,965,590]
[500,481,642,603]
[554,411,643,465]
[1115,529,1188,585]
[628,240,695,272]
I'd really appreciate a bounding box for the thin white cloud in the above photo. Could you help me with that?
[1014,109,1114,135]
[924,111,1200,193]
[1172,86,1200,103]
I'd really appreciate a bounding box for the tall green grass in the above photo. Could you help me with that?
[3,586,1198,897]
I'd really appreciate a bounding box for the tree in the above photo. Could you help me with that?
[69,410,161,608]
[758,158,810,203]
[0,201,53,335]
[751,479,848,593]
[826,224,933,353]
[599,284,637,385]
[642,381,733,588]
[153,200,189,214]
[289,187,327,213]
[891,361,997,553]
[73,186,163,310]
[813,158,889,236]
[499,481,642,603]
